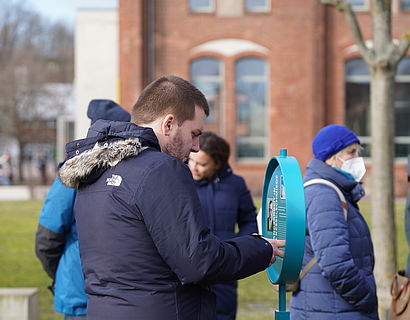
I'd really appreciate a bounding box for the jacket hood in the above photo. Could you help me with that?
[59,121,160,188]
[87,99,130,124]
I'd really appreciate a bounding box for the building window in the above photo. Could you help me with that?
[189,0,214,13]
[346,0,368,11]
[235,57,268,161]
[345,57,410,158]
[245,0,270,12]
[401,0,410,11]
[190,57,223,133]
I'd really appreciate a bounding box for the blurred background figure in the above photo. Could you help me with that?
[290,124,378,320]
[35,99,130,320]
[0,151,13,185]
[188,131,258,320]
[38,151,48,185]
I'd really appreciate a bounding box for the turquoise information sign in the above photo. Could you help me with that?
[261,149,306,319]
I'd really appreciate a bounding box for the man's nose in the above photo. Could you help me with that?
[191,137,200,152]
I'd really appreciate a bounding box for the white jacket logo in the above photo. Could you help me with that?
[106,174,122,186]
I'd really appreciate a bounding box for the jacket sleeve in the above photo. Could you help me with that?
[306,186,377,313]
[135,158,273,285]
[235,176,258,237]
[35,177,76,280]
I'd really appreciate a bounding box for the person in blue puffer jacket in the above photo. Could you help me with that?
[35,99,130,319]
[290,124,379,320]
[188,131,258,320]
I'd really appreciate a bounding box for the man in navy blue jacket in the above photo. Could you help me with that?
[59,75,284,320]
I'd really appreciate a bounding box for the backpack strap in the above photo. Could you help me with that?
[303,178,348,220]
[299,179,348,280]
[299,257,318,279]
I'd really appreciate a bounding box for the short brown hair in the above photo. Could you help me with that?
[199,132,230,169]
[131,75,209,125]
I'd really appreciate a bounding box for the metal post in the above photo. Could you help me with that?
[275,283,290,320]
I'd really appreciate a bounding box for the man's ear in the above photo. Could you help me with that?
[161,114,175,136]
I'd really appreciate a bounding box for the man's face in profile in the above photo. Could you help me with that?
[164,105,206,162]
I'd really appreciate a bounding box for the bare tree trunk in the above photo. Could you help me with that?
[370,65,396,316]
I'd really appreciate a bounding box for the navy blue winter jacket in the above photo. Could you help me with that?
[195,165,258,240]
[290,158,378,320]
[59,120,273,320]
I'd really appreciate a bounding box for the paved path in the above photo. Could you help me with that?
[0,185,50,201]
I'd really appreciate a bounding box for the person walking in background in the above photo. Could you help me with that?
[35,99,131,320]
[290,124,378,320]
[58,75,284,320]
[38,151,48,185]
[188,131,258,320]
[0,151,13,185]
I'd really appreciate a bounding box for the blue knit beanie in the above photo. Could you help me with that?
[312,124,360,161]
[87,99,131,124]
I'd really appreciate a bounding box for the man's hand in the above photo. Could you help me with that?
[263,238,285,266]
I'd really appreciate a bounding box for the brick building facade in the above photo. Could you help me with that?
[118,0,410,196]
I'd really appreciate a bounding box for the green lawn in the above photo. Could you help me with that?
[0,199,407,320]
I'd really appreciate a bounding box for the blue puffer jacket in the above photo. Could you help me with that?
[195,166,258,320]
[35,177,87,316]
[58,120,273,320]
[290,158,379,320]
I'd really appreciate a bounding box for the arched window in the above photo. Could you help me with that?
[345,57,410,157]
[190,57,223,133]
[235,57,268,160]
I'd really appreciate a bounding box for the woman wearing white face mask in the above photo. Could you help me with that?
[290,124,379,320]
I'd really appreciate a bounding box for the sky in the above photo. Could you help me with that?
[25,0,118,27]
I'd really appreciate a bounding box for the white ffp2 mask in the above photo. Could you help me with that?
[338,157,366,182]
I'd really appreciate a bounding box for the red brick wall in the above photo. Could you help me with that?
[119,0,145,111]
[119,0,409,197]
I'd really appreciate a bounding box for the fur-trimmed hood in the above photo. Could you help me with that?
[59,120,160,188]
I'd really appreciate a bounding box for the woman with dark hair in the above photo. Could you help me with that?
[188,131,258,320]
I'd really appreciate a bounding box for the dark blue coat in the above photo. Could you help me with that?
[290,159,379,320]
[59,121,273,320]
[195,166,258,320]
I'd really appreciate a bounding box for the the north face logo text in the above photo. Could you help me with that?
[106,174,122,186]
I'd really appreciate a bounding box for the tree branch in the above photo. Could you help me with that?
[321,0,375,64]
[391,30,410,65]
